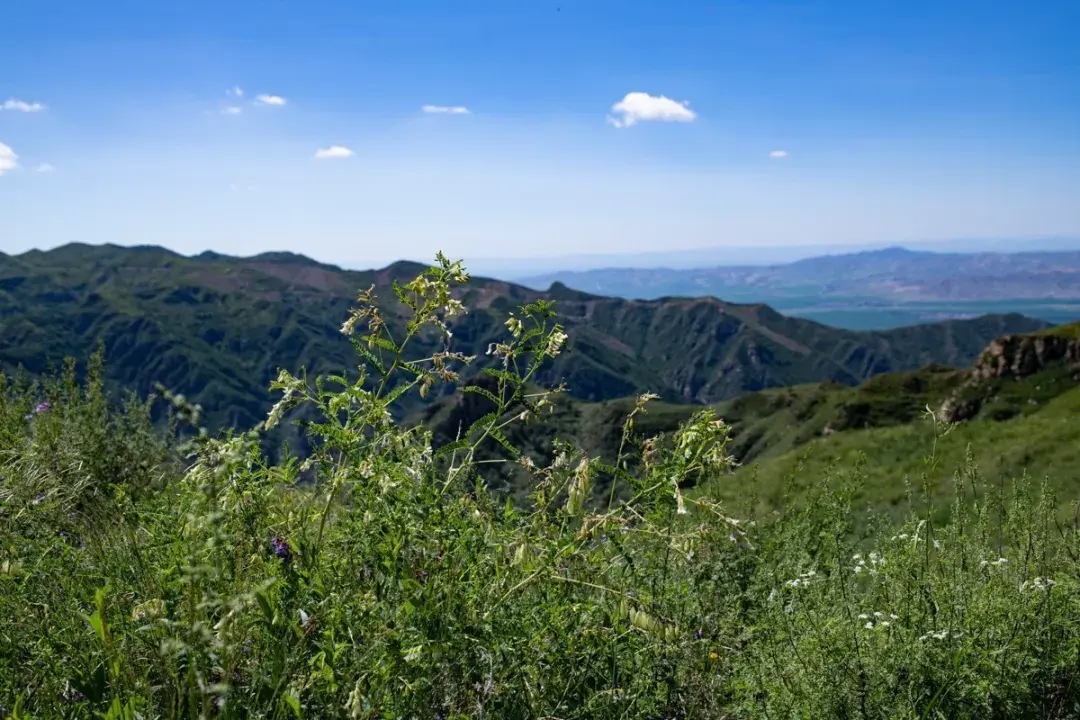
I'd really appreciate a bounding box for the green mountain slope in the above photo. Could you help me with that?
[695,321,1080,520]
[0,243,1049,453]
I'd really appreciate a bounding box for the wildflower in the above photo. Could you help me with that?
[785,569,818,588]
[1021,577,1056,592]
[132,599,166,622]
[864,622,874,630]
[505,314,524,338]
[708,651,719,660]
[269,535,293,564]
[919,629,958,642]
[545,327,568,357]
[62,685,87,702]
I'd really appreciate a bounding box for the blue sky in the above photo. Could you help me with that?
[1,0,1078,269]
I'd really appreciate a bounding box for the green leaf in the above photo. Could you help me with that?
[488,426,521,457]
[434,437,471,460]
[350,338,387,374]
[256,590,275,625]
[462,384,502,406]
[283,690,302,718]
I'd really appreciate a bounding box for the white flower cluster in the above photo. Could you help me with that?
[1020,577,1056,592]
[852,552,885,575]
[859,611,897,630]
[979,557,1008,569]
[919,628,961,642]
[891,525,940,548]
[785,569,817,589]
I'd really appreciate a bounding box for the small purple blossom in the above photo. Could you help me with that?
[26,401,50,420]
[269,535,293,564]
[62,687,87,703]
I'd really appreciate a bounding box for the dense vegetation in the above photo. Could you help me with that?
[2,257,1079,718]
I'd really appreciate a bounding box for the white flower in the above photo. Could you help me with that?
[864,622,874,630]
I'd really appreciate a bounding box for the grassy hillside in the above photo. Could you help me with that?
[0,244,1048,458]
[698,321,1080,524]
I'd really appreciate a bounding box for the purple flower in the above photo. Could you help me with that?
[25,401,49,421]
[62,688,86,703]
[269,535,293,564]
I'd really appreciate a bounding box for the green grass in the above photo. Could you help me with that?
[1039,319,1080,340]
[2,256,1080,718]
[699,380,1080,527]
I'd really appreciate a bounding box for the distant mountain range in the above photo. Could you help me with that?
[515,247,1080,303]
[0,244,1049,456]
[452,237,1080,277]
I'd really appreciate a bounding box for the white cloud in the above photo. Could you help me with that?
[607,92,696,128]
[227,86,244,97]
[422,105,470,115]
[769,150,789,159]
[2,98,47,113]
[35,163,55,173]
[221,106,242,115]
[314,145,355,159]
[255,94,287,106]
[0,142,18,175]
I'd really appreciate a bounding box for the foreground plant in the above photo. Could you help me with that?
[0,255,1078,719]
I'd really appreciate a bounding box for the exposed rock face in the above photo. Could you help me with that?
[970,334,1080,382]
[939,333,1080,422]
